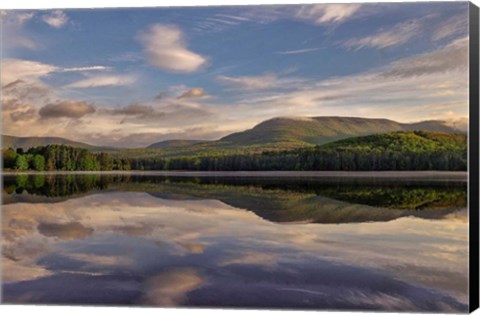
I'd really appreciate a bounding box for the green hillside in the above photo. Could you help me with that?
[219,117,457,147]
[129,117,458,159]
[322,130,467,153]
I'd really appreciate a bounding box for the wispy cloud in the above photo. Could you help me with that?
[222,36,468,126]
[383,37,468,78]
[275,48,319,55]
[431,15,468,41]
[41,10,69,28]
[1,59,112,86]
[343,19,422,50]
[1,11,34,26]
[106,104,158,119]
[63,66,111,72]
[137,24,207,73]
[65,74,136,89]
[217,73,279,90]
[296,4,362,25]
[1,11,39,50]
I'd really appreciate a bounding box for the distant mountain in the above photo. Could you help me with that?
[147,139,206,149]
[405,120,459,133]
[2,135,114,152]
[4,116,460,157]
[219,116,459,148]
[117,116,461,160]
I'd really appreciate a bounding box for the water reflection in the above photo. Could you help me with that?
[1,174,468,311]
[2,174,467,223]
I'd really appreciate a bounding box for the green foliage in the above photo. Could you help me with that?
[32,155,46,171]
[14,155,29,170]
[3,144,130,172]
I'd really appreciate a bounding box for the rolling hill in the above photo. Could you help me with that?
[219,116,458,147]
[129,116,459,159]
[147,139,206,149]
[2,135,114,152]
[4,116,460,159]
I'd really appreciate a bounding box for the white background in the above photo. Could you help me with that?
[1,0,479,315]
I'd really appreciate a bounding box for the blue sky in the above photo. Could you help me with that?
[1,3,470,147]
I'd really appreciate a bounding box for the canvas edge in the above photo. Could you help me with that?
[469,1,480,313]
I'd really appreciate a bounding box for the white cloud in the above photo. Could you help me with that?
[1,59,114,86]
[432,15,468,41]
[41,10,68,28]
[217,73,279,90]
[1,59,57,85]
[343,19,422,50]
[296,4,361,25]
[65,74,136,89]
[137,24,207,73]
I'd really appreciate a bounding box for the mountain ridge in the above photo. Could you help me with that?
[218,116,459,148]
[147,139,207,149]
[3,116,460,153]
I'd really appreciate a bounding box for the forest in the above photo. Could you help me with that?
[2,145,131,171]
[2,131,467,172]
[127,131,468,171]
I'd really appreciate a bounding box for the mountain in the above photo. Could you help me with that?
[219,116,459,148]
[2,135,114,152]
[147,139,206,149]
[123,116,460,160]
[4,116,459,157]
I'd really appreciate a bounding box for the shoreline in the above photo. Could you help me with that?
[1,170,468,180]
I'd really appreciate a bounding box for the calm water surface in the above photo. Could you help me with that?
[1,173,469,311]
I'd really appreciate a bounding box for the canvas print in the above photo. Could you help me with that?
[1,2,478,312]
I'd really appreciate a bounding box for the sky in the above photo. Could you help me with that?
[1,3,470,147]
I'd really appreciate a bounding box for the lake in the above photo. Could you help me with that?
[1,172,469,312]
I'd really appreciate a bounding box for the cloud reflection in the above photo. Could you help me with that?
[139,268,204,306]
[2,188,469,311]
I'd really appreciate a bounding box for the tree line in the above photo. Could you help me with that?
[2,145,131,171]
[2,139,467,172]
[129,146,466,171]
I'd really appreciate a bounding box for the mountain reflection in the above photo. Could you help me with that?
[3,174,467,224]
